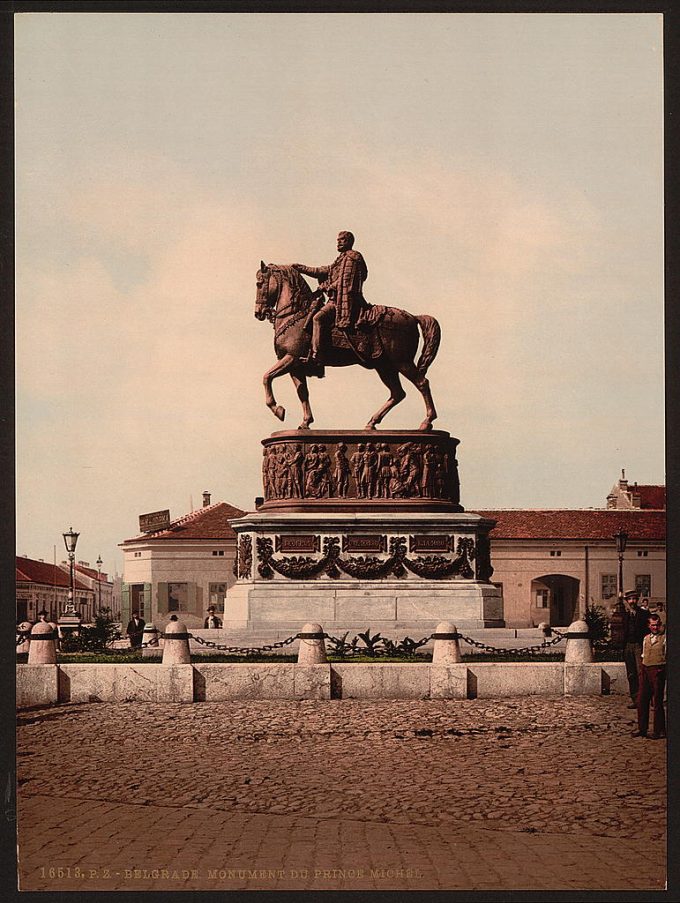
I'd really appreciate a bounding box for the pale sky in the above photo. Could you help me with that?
[15,12,664,573]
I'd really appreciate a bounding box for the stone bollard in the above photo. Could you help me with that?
[432,621,462,664]
[16,622,33,655]
[564,619,593,663]
[161,616,191,664]
[27,620,58,664]
[297,623,327,664]
[142,623,162,659]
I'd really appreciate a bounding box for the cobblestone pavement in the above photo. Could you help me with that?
[16,695,666,892]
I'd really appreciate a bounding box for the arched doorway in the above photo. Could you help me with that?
[532,574,580,627]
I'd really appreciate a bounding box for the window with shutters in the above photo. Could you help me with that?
[168,582,189,612]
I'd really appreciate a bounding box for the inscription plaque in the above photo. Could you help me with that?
[409,534,453,553]
[275,535,320,553]
[343,534,387,553]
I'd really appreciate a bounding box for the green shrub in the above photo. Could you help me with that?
[59,607,121,653]
[585,601,610,650]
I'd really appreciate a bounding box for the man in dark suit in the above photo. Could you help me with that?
[204,606,222,629]
[622,590,652,708]
[126,611,145,648]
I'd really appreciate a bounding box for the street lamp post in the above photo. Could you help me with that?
[614,530,628,601]
[610,530,628,648]
[59,527,82,638]
[96,555,103,615]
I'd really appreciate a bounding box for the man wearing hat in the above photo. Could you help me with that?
[632,612,666,739]
[126,611,145,648]
[622,590,652,708]
[204,606,222,629]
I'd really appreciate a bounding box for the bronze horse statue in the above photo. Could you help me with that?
[255,263,440,431]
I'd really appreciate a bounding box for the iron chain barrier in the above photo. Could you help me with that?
[190,633,300,655]
[16,627,570,657]
[457,632,565,656]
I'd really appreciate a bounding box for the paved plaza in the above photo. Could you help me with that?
[17,694,665,892]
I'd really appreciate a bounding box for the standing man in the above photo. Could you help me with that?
[204,606,222,629]
[126,611,145,649]
[293,231,368,364]
[622,590,652,709]
[632,613,666,739]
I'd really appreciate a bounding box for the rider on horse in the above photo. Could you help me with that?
[293,230,368,365]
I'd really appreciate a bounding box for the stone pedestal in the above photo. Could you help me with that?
[228,429,503,633]
[57,612,82,640]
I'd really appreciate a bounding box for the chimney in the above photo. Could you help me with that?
[619,468,628,490]
[202,491,211,508]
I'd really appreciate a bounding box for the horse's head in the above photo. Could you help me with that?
[255,260,277,322]
[255,262,312,323]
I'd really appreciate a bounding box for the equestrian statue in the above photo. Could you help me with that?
[255,230,441,431]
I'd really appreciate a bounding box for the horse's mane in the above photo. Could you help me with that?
[269,264,313,309]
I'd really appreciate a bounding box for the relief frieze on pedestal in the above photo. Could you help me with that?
[474,534,494,581]
[234,534,253,579]
[259,430,461,510]
[252,533,477,581]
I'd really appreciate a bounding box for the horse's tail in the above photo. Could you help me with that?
[415,314,441,375]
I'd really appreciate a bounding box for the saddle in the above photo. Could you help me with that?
[303,298,386,365]
[331,316,384,361]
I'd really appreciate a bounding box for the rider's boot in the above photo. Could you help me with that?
[300,321,323,364]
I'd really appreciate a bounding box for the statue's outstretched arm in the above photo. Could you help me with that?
[292,264,330,280]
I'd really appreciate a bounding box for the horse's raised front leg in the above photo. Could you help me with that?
[290,370,314,430]
[263,354,295,421]
[399,361,437,431]
[365,364,406,430]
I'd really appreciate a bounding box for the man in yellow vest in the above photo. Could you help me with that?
[632,613,666,739]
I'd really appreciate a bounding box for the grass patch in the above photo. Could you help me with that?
[17,651,622,665]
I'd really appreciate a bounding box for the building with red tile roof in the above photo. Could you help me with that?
[16,556,93,623]
[473,504,665,628]
[118,478,665,631]
[119,496,245,629]
[606,471,666,510]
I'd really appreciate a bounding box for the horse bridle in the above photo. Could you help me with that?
[258,267,311,325]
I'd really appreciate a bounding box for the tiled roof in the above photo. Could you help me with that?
[634,485,666,509]
[122,502,246,544]
[74,563,110,583]
[16,557,91,590]
[475,509,666,541]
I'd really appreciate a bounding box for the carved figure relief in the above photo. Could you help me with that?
[287,443,304,498]
[421,445,436,498]
[334,443,350,498]
[262,438,459,504]
[317,444,332,497]
[376,442,392,498]
[351,444,366,498]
